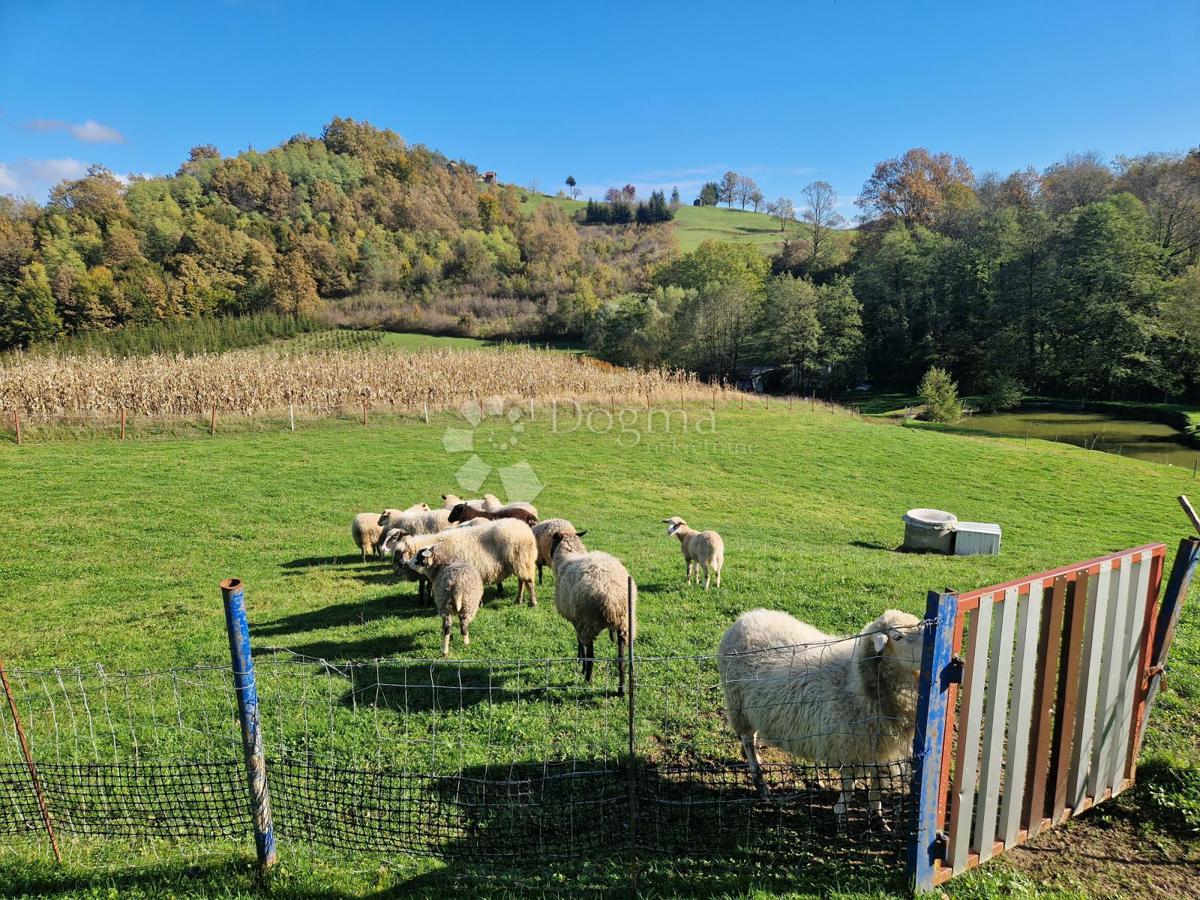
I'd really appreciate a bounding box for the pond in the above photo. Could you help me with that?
[957,407,1200,468]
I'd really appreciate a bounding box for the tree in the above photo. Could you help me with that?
[719,171,738,208]
[918,366,963,423]
[0,262,61,347]
[621,184,637,203]
[669,186,681,209]
[698,182,720,206]
[604,187,622,204]
[800,181,846,266]
[734,175,758,210]
[816,276,863,392]
[766,197,794,232]
[749,189,764,212]
[756,275,821,387]
[565,175,579,199]
[1041,152,1114,216]
[856,148,975,226]
[270,250,322,316]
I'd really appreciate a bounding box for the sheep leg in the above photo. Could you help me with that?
[703,564,711,590]
[537,562,544,585]
[460,615,470,647]
[583,639,595,683]
[514,578,525,606]
[577,641,586,678]
[741,734,767,799]
[441,616,451,657]
[868,767,889,831]
[524,579,536,608]
[715,566,722,588]
[834,768,855,833]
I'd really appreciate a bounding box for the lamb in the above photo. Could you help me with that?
[717,608,924,827]
[530,519,587,583]
[663,516,724,589]
[441,494,487,511]
[389,518,538,606]
[406,545,483,656]
[549,533,637,696]
[448,502,538,527]
[351,512,384,561]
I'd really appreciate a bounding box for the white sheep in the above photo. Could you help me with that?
[441,494,487,511]
[390,519,538,606]
[717,608,924,827]
[531,519,587,584]
[480,493,538,518]
[351,512,384,561]
[378,505,452,541]
[663,516,725,589]
[549,533,637,696]
[406,545,483,656]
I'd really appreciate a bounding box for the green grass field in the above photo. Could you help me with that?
[522,193,856,253]
[1,401,1197,897]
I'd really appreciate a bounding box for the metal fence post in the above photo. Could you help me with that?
[1137,536,1200,749]
[220,578,277,870]
[907,590,959,894]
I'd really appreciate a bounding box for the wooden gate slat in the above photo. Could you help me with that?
[1049,569,1089,824]
[1068,563,1110,809]
[1023,575,1067,835]
[1113,551,1153,788]
[972,587,1018,862]
[1000,581,1043,846]
[949,597,994,874]
[1090,555,1131,799]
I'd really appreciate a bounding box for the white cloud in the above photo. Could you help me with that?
[0,158,90,199]
[24,117,126,144]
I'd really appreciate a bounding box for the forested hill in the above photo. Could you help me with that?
[0,117,674,349]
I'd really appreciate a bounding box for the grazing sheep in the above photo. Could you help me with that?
[378,506,452,541]
[448,502,538,527]
[390,519,538,606]
[379,519,488,602]
[481,494,503,511]
[478,494,538,517]
[549,533,637,696]
[351,512,385,561]
[663,516,724,589]
[717,608,924,827]
[407,546,483,656]
[441,494,487,511]
[530,519,587,583]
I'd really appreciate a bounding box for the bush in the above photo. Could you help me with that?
[918,366,963,423]
[975,374,1025,413]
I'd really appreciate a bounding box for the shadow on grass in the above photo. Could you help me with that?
[253,595,429,640]
[282,553,368,569]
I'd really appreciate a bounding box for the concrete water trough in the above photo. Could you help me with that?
[902,509,1002,556]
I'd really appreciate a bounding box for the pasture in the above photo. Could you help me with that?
[1,401,1197,898]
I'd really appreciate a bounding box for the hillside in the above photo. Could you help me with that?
[522,192,856,253]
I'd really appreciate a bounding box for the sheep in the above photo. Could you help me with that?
[406,545,483,656]
[448,502,538,527]
[663,516,725,589]
[390,518,538,606]
[479,494,538,518]
[378,505,452,542]
[441,494,487,511]
[351,512,384,561]
[379,519,489,603]
[717,608,925,828]
[530,519,587,583]
[549,533,637,696]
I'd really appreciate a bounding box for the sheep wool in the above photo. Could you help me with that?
[531,519,587,583]
[408,547,483,657]
[392,519,537,606]
[717,608,924,823]
[351,512,384,561]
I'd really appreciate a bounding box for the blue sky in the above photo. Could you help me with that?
[2,0,1199,215]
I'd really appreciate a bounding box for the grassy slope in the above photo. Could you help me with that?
[521,193,856,254]
[1,405,1197,897]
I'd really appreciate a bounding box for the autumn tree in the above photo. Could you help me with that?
[719,171,738,207]
[800,181,845,266]
[734,175,758,210]
[856,148,975,226]
[766,197,794,232]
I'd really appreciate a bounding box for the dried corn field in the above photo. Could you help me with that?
[0,346,716,422]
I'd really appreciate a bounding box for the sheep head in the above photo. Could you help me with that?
[550,531,587,560]
[407,546,438,578]
[447,502,478,523]
[862,610,925,679]
[380,528,411,557]
[662,516,686,537]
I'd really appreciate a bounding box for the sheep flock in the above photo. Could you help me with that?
[347,498,927,826]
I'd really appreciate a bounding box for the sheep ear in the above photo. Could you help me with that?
[576,529,587,537]
[870,632,889,653]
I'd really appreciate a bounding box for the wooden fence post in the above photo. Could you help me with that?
[13,410,20,446]
[907,590,960,894]
[120,408,126,441]
[0,659,61,863]
[210,405,217,436]
[362,401,368,427]
[288,401,295,432]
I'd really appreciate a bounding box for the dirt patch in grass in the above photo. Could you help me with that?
[1002,803,1200,898]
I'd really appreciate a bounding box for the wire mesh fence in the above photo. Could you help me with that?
[1,635,918,870]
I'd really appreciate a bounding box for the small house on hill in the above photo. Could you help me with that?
[482,171,497,184]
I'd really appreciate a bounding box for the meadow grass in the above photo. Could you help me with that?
[1,402,1197,897]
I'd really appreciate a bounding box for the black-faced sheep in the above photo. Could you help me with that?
[717,608,924,828]
[406,545,483,656]
[663,516,725,589]
[391,519,538,607]
[531,519,587,584]
[549,533,637,696]
[351,512,384,561]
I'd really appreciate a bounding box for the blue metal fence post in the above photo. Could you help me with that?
[220,578,278,870]
[1138,537,1200,744]
[907,590,959,895]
